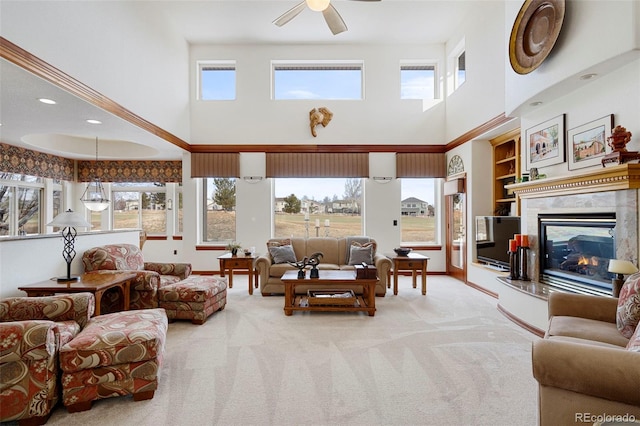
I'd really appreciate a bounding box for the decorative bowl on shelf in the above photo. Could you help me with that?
[393,248,412,256]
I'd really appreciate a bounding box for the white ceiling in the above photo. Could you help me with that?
[0,0,481,160]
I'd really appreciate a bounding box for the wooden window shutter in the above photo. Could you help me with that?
[396,153,446,178]
[266,153,368,177]
[191,153,239,178]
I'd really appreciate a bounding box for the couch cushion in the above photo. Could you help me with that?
[344,237,373,264]
[306,238,340,264]
[627,322,640,352]
[547,316,630,347]
[82,244,145,272]
[617,273,640,339]
[546,335,623,350]
[268,245,297,264]
[59,308,168,373]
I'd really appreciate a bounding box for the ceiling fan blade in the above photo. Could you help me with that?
[322,4,347,35]
[273,1,307,27]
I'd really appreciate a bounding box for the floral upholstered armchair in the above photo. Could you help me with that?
[0,293,94,425]
[82,243,192,312]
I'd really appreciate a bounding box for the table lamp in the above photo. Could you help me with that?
[608,259,639,297]
[47,209,92,282]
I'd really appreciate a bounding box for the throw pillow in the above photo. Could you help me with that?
[348,244,374,266]
[617,272,640,339]
[346,241,377,264]
[268,245,297,264]
[266,238,292,249]
[627,321,640,352]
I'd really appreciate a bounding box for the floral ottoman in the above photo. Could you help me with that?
[59,308,168,412]
[158,276,227,325]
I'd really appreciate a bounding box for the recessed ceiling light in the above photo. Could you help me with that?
[38,98,57,105]
[580,73,597,80]
[86,119,102,124]
[530,101,543,106]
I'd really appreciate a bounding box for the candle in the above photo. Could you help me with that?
[315,219,320,227]
[514,234,522,247]
[304,212,309,220]
[324,219,330,227]
[509,239,517,253]
[521,235,529,247]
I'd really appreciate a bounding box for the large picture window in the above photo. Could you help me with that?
[274,178,363,238]
[400,178,439,244]
[202,178,236,243]
[112,183,167,235]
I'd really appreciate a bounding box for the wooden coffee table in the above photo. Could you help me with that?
[18,271,136,316]
[281,270,377,316]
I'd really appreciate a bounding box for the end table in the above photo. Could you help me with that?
[218,252,259,295]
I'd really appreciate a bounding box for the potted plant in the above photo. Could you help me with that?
[226,242,242,256]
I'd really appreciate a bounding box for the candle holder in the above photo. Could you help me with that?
[315,225,320,237]
[508,251,519,280]
[324,223,330,237]
[519,246,530,281]
[304,217,310,239]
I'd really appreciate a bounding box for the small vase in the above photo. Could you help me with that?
[231,248,238,256]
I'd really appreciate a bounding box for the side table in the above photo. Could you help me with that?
[18,271,136,316]
[386,253,430,296]
[218,252,259,295]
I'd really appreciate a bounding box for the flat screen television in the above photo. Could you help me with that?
[475,216,521,270]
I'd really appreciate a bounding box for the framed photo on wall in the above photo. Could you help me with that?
[525,114,566,171]
[567,114,614,170]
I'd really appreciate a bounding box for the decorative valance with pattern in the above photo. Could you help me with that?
[266,152,369,177]
[396,153,446,178]
[0,142,75,181]
[78,160,182,183]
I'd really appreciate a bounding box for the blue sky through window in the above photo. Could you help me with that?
[201,68,235,100]
[401,69,435,99]
[273,69,362,100]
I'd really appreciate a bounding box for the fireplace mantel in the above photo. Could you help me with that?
[506,163,640,199]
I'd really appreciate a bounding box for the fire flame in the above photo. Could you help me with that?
[577,255,599,266]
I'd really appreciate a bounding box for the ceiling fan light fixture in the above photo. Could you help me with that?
[306,0,330,12]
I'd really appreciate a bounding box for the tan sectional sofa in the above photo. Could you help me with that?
[532,292,640,426]
[255,237,391,296]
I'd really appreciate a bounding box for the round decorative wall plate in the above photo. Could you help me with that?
[447,155,464,176]
[509,0,565,75]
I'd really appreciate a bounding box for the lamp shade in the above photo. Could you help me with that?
[608,259,639,275]
[47,209,92,228]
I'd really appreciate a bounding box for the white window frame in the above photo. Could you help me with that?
[447,38,466,96]
[197,60,236,101]
[271,60,365,100]
[111,183,168,235]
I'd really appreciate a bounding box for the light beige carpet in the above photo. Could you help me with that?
[46,275,539,426]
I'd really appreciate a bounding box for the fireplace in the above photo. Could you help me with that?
[539,213,616,295]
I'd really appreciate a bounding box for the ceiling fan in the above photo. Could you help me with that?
[273,0,381,36]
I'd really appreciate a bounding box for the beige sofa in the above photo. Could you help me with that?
[532,292,640,426]
[255,237,391,296]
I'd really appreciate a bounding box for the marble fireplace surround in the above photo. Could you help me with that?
[509,164,640,286]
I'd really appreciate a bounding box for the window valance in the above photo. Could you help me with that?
[396,153,446,178]
[0,143,74,181]
[266,153,368,177]
[78,160,182,183]
[190,153,239,178]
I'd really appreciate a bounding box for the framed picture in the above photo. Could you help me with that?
[525,114,565,171]
[567,114,614,170]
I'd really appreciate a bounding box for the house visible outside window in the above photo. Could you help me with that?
[455,51,466,89]
[273,178,363,238]
[272,61,363,100]
[0,174,43,236]
[400,178,439,244]
[198,61,236,100]
[400,64,436,99]
[203,178,236,243]
[112,183,167,235]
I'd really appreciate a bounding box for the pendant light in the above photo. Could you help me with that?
[80,137,110,211]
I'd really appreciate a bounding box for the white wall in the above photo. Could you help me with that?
[1,1,191,142]
[0,230,139,298]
